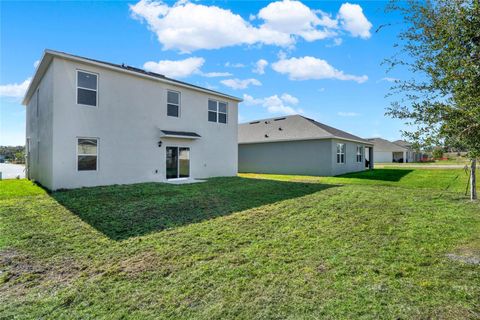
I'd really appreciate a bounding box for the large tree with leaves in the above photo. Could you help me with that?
[385,0,480,200]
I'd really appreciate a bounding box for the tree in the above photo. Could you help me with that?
[385,0,480,200]
[432,148,444,160]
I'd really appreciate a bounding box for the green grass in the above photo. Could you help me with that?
[1,169,479,319]
[240,168,473,193]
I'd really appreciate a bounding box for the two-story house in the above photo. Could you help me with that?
[22,50,241,190]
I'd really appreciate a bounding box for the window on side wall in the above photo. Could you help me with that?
[77,138,98,171]
[356,145,363,162]
[336,143,345,164]
[77,70,98,107]
[167,90,180,117]
[208,99,227,124]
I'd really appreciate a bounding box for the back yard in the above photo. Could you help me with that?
[1,168,479,319]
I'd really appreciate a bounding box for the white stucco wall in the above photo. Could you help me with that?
[26,62,54,189]
[374,151,394,163]
[27,57,238,190]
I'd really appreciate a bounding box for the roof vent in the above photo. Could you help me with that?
[278,127,283,131]
[274,117,286,121]
[249,121,260,124]
[265,134,269,138]
[264,121,270,124]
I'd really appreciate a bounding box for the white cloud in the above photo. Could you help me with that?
[33,60,40,68]
[379,77,399,83]
[338,111,360,117]
[0,77,31,99]
[272,56,368,83]
[130,0,291,53]
[258,0,337,41]
[338,3,372,39]
[252,59,268,74]
[130,0,372,52]
[221,78,262,90]
[327,38,343,47]
[243,93,302,115]
[143,57,205,78]
[280,93,299,105]
[225,62,245,68]
[201,71,232,78]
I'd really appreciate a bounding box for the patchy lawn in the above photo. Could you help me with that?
[1,169,479,319]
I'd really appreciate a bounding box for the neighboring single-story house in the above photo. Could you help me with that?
[22,49,241,190]
[393,140,425,162]
[366,138,408,163]
[238,115,374,176]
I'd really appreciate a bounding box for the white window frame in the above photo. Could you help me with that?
[167,90,181,118]
[356,145,363,163]
[76,70,98,107]
[77,137,99,171]
[208,99,228,124]
[336,143,345,164]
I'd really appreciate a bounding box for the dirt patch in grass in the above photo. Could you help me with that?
[0,248,83,297]
[446,240,480,265]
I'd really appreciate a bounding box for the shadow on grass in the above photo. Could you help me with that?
[337,168,414,182]
[52,177,337,241]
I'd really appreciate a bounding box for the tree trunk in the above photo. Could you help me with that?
[471,159,477,200]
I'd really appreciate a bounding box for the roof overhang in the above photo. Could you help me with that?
[23,49,242,105]
[239,137,374,146]
[160,130,201,140]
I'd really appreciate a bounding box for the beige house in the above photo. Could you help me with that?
[23,50,241,190]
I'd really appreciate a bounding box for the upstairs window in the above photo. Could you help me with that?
[77,70,98,107]
[356,145,363,162]
[77,138,98,171]
[336,143,345,164]
[167,90,180,117]
[208,99,227,124]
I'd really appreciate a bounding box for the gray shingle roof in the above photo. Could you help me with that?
[238,115,372,145]
[393,140,411,148]
[366,138,407,152]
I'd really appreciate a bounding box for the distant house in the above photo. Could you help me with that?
[393,140,424,162]
[22,50,241,190]
[238,115,374,176]
[0,155,5,163]
[366,138,408,163]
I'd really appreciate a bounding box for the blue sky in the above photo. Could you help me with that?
[0,0,410,146]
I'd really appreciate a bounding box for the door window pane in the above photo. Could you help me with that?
[179,148,190,178]
[166,147,178,179]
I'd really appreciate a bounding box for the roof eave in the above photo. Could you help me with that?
[23,49,242,105]
[239,136,374,145]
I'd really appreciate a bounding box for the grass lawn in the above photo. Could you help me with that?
[1,169,479,319]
